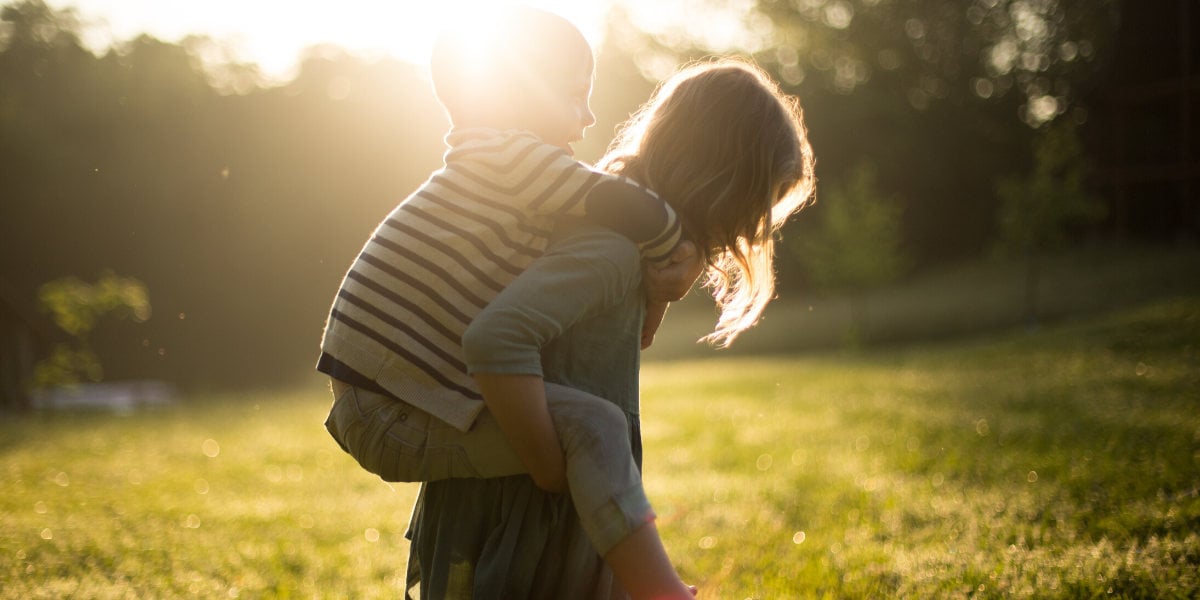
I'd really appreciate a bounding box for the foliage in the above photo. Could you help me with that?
[0,0,447,389]
[615,0,1121,265]
[2,298,1197,598]
[37,271,150,339]
[797,161,908,293]
[993,117,1104,324]
[793,161,908,347]
[33,271,150,387]
[625,0,1120,126]
[994,117,1103,255]
[0,0,1144,391]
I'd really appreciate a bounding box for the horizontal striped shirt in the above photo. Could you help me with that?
[318,128,679,431]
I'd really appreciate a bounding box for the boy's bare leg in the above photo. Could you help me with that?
[605,520,695,600]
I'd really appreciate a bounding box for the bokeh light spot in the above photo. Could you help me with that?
[975,418,990,436]
[756,454,774,471]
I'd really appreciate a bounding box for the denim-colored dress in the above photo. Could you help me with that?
[404,222,645,600]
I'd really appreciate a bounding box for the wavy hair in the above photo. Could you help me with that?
[599,59,815,347]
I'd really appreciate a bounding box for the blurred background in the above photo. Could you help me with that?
[0,0,1195,408]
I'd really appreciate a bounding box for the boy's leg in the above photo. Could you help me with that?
[327,379,654,553]
[326,380,525,482]
[538,383,692,599]
[605,521,696,600]
[536,382,653,556]
[328,381,690,598]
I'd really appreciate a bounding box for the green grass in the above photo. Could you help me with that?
[645,242,1200,360]
[3,296,1198,598]
[1,391,420,599]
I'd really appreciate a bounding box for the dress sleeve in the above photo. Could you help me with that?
[461,224,642,376]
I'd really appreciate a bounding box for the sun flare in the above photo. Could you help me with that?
[50,0,614,81]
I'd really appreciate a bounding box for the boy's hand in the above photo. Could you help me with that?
[641,241,705,349]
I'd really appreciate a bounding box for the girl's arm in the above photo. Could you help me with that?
[473,373,565,493]
[640,240,705,349]
[461,223,641,493]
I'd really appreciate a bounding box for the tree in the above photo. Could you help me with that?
[607,1,1121,265]
[33,271,150,387]
[617,0,1119,126]
[994,117,1102,326]
[796,161,908,346]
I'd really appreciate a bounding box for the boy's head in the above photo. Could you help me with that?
[431,7,596,153]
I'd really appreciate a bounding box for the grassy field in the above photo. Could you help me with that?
[644,242,1200,360]
[2,295,1198,598]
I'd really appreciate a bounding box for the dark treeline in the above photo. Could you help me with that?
[0,1,448,388]
[0,0,1185,392]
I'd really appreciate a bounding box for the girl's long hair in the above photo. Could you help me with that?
[599,59,815,347]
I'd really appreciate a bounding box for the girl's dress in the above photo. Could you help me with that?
[405,223,645,599]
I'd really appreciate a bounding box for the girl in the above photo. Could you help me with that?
[406,58,816,599]
[600,58,816,348]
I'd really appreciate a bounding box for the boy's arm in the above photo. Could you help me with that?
[473,373,566,493]
[504,137,681,265]
[583,178,681,266]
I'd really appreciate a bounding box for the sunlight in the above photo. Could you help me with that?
[49,0,612,82]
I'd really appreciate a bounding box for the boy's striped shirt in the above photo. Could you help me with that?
[318,129,679,431]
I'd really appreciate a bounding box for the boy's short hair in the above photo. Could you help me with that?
[430,7,592,127]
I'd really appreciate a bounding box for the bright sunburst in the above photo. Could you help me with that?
[48,0,615,81]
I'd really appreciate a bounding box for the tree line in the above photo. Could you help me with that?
[0,0,1141,393]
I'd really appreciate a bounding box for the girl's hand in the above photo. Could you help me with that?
[643,241,704,303]
[641,241,705,349]
[641,301,669,349]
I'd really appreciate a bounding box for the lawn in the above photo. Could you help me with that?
[2,296,1198,599]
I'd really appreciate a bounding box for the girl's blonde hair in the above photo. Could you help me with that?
[599,59,815,347]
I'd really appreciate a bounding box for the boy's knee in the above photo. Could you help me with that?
[554,395,628,450]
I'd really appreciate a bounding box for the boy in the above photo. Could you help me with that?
[319,6,698,599]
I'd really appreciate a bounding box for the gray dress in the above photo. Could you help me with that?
[404,222,645,600]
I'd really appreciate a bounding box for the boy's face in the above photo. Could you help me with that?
[530,51,596,155]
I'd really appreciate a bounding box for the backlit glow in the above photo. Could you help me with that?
[47,0,612,82]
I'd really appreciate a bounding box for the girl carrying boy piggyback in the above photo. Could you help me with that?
[319,6,815,599]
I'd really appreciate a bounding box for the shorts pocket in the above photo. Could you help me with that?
[377,406,430,482]
[324,385,362,454]
[381,417,483,482]
[328,386,431,480]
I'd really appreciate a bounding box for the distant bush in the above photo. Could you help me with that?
[34,271,150,387]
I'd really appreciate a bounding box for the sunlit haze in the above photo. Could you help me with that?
[45,0,616,82]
